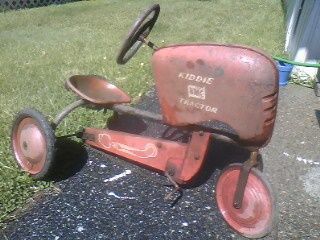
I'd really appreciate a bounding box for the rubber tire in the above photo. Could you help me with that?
[11,108,56,180]
[215,163,276,239]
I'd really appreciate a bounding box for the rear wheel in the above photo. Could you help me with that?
[215,163,276,238]
[11,108,56,180]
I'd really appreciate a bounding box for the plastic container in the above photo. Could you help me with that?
[277,61,293,86]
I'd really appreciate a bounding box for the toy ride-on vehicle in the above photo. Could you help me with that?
[11,4,278,239]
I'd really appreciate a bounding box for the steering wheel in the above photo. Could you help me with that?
[116,4,160,65]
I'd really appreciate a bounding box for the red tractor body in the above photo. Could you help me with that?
[153,44,278,147]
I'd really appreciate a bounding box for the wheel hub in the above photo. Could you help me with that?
[13,118,47,174]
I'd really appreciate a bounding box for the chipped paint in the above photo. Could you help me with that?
[296,156,320,165]
[107,191,136,200]
[104,170,132,182]
[282,152,320,166]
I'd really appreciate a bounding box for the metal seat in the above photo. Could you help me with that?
[66,75,131,105]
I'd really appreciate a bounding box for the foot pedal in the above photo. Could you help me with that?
[164,171,182,201]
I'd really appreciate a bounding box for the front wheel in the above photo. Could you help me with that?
[215,163,276,239]
[11,108,56,180]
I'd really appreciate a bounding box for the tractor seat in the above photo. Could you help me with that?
[66,75,131,105]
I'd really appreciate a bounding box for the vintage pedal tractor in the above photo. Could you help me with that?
[11,4,278,238]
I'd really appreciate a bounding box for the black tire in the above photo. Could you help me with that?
[11,108,56,180]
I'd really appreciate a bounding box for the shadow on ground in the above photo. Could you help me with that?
[47,138,88,181]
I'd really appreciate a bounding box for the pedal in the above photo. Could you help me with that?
[164,171,182,201]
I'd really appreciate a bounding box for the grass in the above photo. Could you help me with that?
[0,0,285,226]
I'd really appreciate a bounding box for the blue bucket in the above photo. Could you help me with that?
[277,61,293,86]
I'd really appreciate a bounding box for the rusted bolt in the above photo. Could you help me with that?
[194,153,200,160]
[233,201,241,209]
[156,142,162,148]
[199,131,204,136]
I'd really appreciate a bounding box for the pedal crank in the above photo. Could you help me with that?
[164,171,182,201]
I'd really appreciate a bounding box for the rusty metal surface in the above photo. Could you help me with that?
[232,151,259,209]
[215,163,275,238]
[53,99,86,129]
[111,103,254,151]
[83,128,211,185]
[66,75,131,105]
[177,131,211,184]
[152,44,279,147]
[12,117,47,174]
[84,127,187,174]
